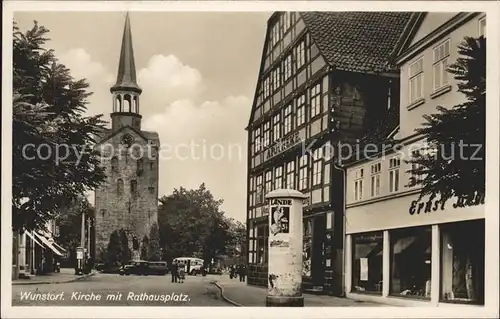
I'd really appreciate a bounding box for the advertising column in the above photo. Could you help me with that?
[265,189,307,307]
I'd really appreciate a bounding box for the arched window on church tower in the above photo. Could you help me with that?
[124,94,132,112]
[137,158,144,176]
[111,157,118,172]
[148,178,155,194]
[117,179,124,195]
[130,180,137,196]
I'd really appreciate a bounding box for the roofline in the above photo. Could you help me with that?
[246,17,272,129]
[395,12,479,66]
[390,12,427,62]
[95,124,150,146]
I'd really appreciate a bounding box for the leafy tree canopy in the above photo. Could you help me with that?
[158,183,245,267]
[54,195,93,251]
[148,222,161,261]
[12,21,106,232]
[407,36,486,204]
[106,230,122,266]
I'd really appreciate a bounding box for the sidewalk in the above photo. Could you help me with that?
[12,268,95,285]
[214,276,387,307]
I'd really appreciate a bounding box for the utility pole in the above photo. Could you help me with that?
[80,210,85,248]
[87,217,92,260]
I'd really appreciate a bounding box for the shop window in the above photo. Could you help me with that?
[440,219,485,305]
[390,226,432,299]
[352,232,384,294]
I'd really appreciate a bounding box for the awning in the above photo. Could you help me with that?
[52,242,67,253]
[25,231,44,248]
[34,232,63,256]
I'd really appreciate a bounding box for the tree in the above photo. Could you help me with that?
[148,222,161,261]
[407,36,486,205]
[158,183,234,267]
[12,21,106,232]
[141,235,149,260]
[119,229,130,264]
[106,230,122,266]
[54,196,93,253]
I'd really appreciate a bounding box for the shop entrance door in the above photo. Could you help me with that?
[311,215,326,286]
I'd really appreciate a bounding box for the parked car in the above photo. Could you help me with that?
[95,263,106,272]
[119,260,150,276]
[148,261,168,275]
[100,263,121,274]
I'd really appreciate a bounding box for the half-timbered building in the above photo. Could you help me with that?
[245,12,413,296]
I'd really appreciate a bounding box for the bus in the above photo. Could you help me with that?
[173,257,206,275]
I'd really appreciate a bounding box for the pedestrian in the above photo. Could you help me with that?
[178,262,185,283]
[238,263,247,282]
[171,260,178,283]
[229,265,234,279]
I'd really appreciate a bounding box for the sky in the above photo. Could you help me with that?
[14,11,271,222]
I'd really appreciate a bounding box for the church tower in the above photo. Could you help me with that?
[94,13,160,262]
[110,12,142,132]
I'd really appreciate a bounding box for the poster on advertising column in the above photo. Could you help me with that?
[270,205,290,235]
[360,257,369,281]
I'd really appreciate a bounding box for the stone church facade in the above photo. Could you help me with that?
[94,13,160,262]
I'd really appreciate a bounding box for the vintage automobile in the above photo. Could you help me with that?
[119,260,150,276]
[147,261,169,275]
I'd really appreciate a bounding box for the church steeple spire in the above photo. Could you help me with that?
[111,12,142,94]
[110,13,142,132]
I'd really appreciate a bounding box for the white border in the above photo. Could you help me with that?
[2,1,499,318]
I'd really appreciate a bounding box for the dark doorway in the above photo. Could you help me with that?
[311,215,326,286]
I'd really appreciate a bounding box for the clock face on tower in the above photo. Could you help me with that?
[121,134,134,148]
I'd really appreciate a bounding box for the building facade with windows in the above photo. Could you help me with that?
[245,12,413,296]
[344,12,486,306]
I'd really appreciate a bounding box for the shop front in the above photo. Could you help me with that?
[345,191,485,307]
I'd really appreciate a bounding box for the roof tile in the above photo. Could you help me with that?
[300,12,413,73]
